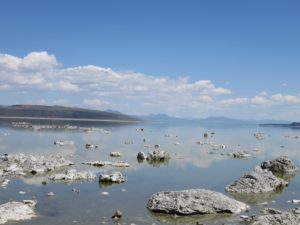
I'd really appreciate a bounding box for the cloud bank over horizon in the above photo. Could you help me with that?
[1,51,300,120]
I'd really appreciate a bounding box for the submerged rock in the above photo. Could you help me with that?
[82,161,129,167]
[110,152,122,157]
[82,161,108,167]
[225,166,288,193]
[23,200,37,208]
[147,189,249,215]
[0,179,10,188]
[72,188,80,193]
[85,143,99,150]
[261,156,298,173]
[261,208,283,215]
[0,201,36,224]
[99,171,125,183]
[254,132,264,140]
[232,151,251,159]
[0,153,73,177]
[54,140,74,146]
[47,192,55,197]
[49,169,96,181]
[292,199,300,204]
[111,162,129,167]
[111,210,122,220]
[249,208,300,225]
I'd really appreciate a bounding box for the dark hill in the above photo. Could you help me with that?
[0,105,139,122]
[260,122,300,129]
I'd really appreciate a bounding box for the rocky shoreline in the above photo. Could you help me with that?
[0,150,298,224]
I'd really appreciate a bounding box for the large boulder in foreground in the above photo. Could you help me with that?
[147,189,249,215]
[225,166,288,193]
[248,208,300,225]
[0,201,36,224]
[261,156,298,173]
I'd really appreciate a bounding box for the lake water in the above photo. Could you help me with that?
[0,121,300,225]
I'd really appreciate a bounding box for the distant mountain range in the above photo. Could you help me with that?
[134,113,185,122]
[0,105,139,122]
[0,105,294,126]
[135,114,290,125]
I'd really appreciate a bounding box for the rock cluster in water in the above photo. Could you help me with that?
[49,169,96,181]
[147,189,249,215]
[0,153,73,177]
[0,201,37,224]
[225,166,288,193]
[146,150,170,161]
[137,150,170,161]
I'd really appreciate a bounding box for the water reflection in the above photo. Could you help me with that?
[273,172,297,181]
[228,186,286,204]
[1,122,300,225]
[150,211,241,225]
[137,158,170,167]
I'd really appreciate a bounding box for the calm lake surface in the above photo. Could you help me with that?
[1,121,300,225]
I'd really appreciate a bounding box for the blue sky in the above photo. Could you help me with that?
[0,0,300,119]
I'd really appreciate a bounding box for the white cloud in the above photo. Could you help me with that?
[259,91,268,96]
[219,94,300,108]
[83,99,110,107]
[0,51,57,72]
[1,51,300,119]
[197,95,213,102]
[0,52,79,92]
[20,52,57,71]
[270,94,300,104]
[0,52,232,110]
[46,81,80,92]
[219,97,248,106]
[250,96,269,105]
[52,99,72,106]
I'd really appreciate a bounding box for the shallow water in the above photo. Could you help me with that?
[1,121,300,225]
